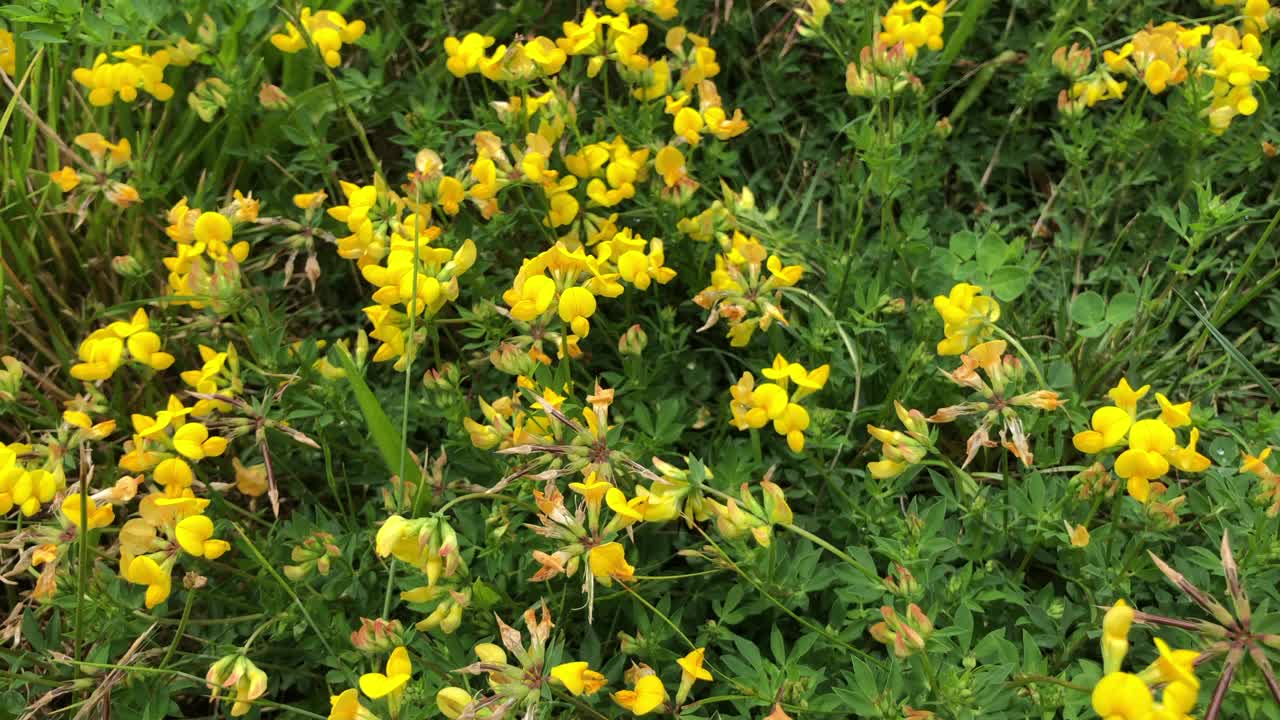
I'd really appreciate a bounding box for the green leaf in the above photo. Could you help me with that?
[1105,293,1139,325]
[976,232,1008,275]
[949,230,978,260]
[1069,291,1107,326]
[333,346,423,486]
[987,265,1031,300]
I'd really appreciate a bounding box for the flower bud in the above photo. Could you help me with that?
[490,342,537,376]
[759,479,792,525]
[351,617,406,653]
[111,254,148,278]
[437,687,473,719]
[258,82,290,110]
[1052,43,1092,79]
[618,324,648,356]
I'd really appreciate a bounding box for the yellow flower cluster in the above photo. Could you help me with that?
[1103,22,1209,95]
[207,655,269,717]
[867,401,932,479]
[50,132,141,207]
[1205,25,1271,133]
[1055,18,1272,132]
[270,7,366,68]
[439,8,747,236]
[932,282,1000,356]
[0,442,63,517]
[693,231,804,347]
[878,1,946,57]
[605,0,680,20]
[503,237,674,362]
[180,343,242,416]
[1216,0,1275,35]
[463,382,562,450]
[930,339,1065,467]
[1092,600,1200,720]
[1072,379,1209,505]
[164,194,257,309]
[728,354,829,452]
[376,516,469,633]
[70,309,175,381]
[360,214,477,368]
[72,45,184,106]
[328,179,401,267]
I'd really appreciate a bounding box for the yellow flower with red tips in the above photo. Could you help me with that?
[551,661,608,696]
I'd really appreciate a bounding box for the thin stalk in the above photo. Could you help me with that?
[231,524,334,655]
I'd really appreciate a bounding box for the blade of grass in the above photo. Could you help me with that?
[333,344,423,486]
[1173,287,1280,405]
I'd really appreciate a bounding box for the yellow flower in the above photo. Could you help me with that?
[359,646,412,703]
[551,661,608,696]
[232,458,269,497]
[1091,672,1153,719]
[444,32,495,77]
[1139,638,1199,690]
[588,541,635,586]
[125,554,173,608]
[1155,393,1192,428]
[558,286,598,337]
[435,687,473,720]
[1072,406,1132,454]
[1114,419,1175,501]
[1065,522,1090,548]
[677,648,713,682]
[1107,378,1150,418]
[879,0,946,57]
[271,8,366,67]
[673,107,704,144]
[773,403,811,452]
[50,166,81,192]
[612,674,666,716]
[172,422,229,460]
[61,493,114,529]
[0,29,15,76]
[506,274,557,320]
[1101,599,1134,673]
[328,688,377,720]
[1241,447,1273,476]
[1168,427,1211,473]
[932,283,1000,355]
[175,514,231,559]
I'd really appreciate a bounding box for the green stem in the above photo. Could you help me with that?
[231,524,334,656]
[159,586,198,670]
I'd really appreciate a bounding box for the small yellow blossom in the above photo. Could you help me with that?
[551,661,608,696]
